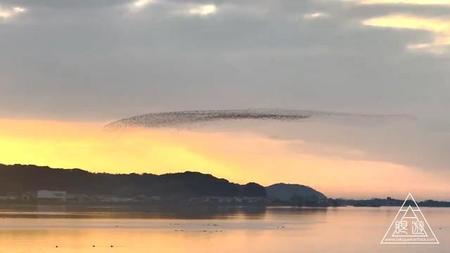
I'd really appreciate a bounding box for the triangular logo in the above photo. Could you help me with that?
[381,193,439,244]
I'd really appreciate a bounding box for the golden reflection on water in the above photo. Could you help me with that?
[0,207,448,253]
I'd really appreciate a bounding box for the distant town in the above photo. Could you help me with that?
[0,189,266,206]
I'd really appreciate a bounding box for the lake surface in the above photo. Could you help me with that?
[0,206,448,253]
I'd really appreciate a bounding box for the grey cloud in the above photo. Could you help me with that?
[9,0,128,9]
[0,0,449,172]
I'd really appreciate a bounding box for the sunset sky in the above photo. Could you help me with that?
[1,0,449,199]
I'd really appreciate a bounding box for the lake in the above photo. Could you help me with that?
[0,206,448,252]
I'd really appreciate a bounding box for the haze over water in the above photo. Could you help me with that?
[0,207,448,253]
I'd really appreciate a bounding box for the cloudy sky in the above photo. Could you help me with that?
[0,0,449,199]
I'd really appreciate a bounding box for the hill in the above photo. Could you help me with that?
[266,183,328,206]
[0,164,265,198]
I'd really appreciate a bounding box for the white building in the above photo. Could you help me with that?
[36,190,67,201]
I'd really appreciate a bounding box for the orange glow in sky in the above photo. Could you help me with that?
[0,118,448,199]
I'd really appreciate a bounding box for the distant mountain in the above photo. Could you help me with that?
[0,164,448,208]
[266,183,328,206]
[329,198,450,207]
[0,164,265,198]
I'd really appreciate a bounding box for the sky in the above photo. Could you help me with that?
[0,0,449,199]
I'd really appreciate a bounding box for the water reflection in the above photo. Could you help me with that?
[0,205,271,219]
[0,207,447,253]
